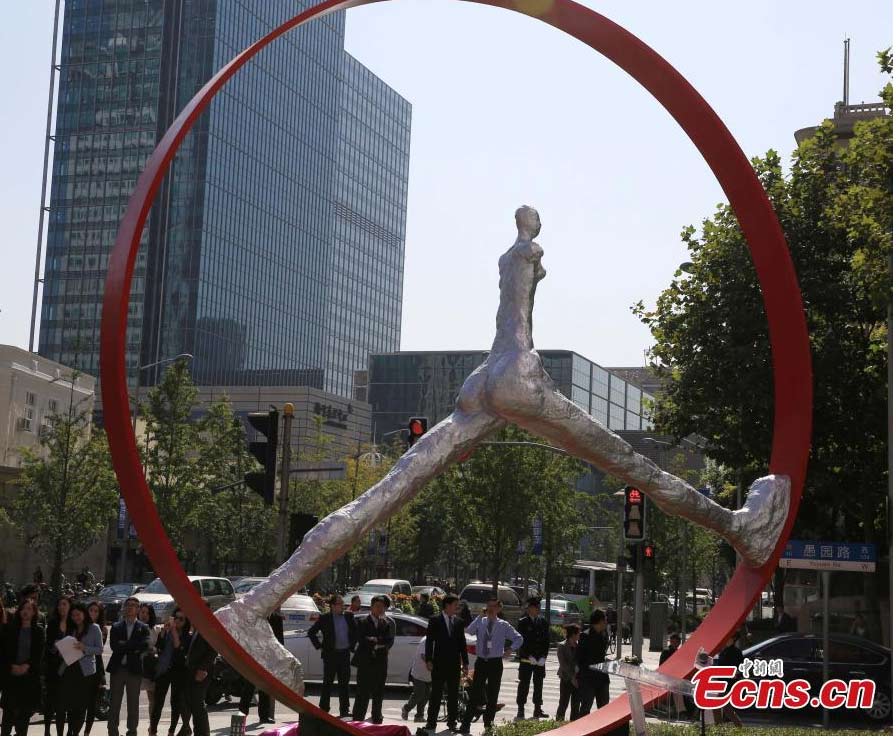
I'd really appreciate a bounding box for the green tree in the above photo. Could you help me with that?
[140,360,207,562]
[7,378,118,593]
[635,54,891,614]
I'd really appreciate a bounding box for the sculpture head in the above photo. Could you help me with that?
[515,205,541,240]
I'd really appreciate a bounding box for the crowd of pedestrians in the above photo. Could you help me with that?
[0,585,218,736]
[4,581,620,735]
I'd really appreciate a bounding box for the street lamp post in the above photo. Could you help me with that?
[118,353,193,582]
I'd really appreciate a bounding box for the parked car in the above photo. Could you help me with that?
[345,579,413,609]
[233,579,321,633]
[285,612,477,687]
[684,594,713,617]
[97,583,143,623]
[136,576,236,621]
[412,585,447,598]
[742,633,891,723]
[541,598,582,626]
[459,583,523,623]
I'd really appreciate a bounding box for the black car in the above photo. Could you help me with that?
[743,633,891,723]
[96,583,143,623]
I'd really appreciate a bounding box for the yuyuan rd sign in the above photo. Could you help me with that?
[780,540,877,572]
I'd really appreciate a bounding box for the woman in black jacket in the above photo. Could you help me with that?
[44,597,73,736]
[148,608,192,737]
[1,599,46,735]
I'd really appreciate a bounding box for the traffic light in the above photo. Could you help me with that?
[244,409,279,505]
[288,513,319,552]
[407,417,428,448]
[643,541,656,568]
[623,485,647,541]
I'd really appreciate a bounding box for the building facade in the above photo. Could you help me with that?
[191,384,372,464]
[38,0,410,399]
[363,350,655,442]
[0,345,105,587]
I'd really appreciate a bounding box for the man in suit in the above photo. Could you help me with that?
[183,631,217,735]
[424,594,469,734]
[516,597,550,720]
[106,596,150,736]
[307,594,358,717]
[351,595,394,724]
[238,610,285,723]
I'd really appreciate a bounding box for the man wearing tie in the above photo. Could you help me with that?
[307,595,358,717]
[460,595,523,734]
[424,595,468,734]
[351,595,394,724]
[516,597,550,721]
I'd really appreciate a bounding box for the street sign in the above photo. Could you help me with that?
[532,516,543,555]
[779,540,877,572]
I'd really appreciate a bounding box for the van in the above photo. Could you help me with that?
[459,583,523,623]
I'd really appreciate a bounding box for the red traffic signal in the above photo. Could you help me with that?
[407,417,428,448]
[643,543,655,559]
[623,485,647,542]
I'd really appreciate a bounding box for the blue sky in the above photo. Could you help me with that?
[0,1,891,366]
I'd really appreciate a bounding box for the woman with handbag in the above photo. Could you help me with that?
[83,602,108,735]
[59,603,104,735]
[1,599,46,735]
[138,605,160,721]
[44,596,73,736]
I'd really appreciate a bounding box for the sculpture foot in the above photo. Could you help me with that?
[215,599,305,696]
[729,474,790,567]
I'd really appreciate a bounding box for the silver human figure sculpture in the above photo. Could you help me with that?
[216,206,789,694]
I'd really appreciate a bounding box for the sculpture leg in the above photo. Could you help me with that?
[501,383,788,568]
[215,409,505,694]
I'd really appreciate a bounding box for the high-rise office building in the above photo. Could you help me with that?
[38,0,410,398]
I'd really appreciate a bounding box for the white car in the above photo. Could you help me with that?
[285,612,477,687]
[233,578,320,632]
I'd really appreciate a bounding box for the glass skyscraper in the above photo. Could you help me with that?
[365,350,654,442]
[38,0,410,398]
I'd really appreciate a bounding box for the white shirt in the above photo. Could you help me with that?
[410,638,432,683]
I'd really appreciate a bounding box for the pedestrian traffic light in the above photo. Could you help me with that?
[244,409,279,505]
[623,485,647,541]
[643,541,656,567]
[407,417,428,448]
[288,513,319,552]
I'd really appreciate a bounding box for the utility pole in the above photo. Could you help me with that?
[277,403,294,562]
[633,544,644,660]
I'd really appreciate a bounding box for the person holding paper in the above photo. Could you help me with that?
[516,597,550,721]
[460,595,523,734]
[0,599,45,735]
[60,603,104,735]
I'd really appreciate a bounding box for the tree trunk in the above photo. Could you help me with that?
[51,542,64,602]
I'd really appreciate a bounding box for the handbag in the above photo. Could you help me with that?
[142,651,159,680]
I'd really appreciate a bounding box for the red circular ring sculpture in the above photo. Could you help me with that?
[100,1,812,733]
